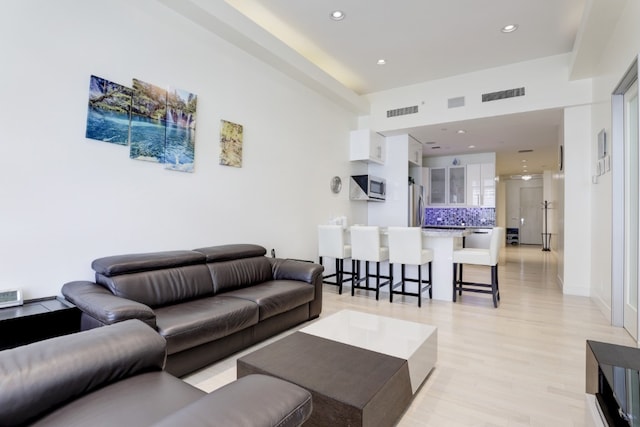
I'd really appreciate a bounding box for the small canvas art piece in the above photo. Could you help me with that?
[85,75,132,145]
[164,87,197,172]
[220,120,243,168]
[130,78,167,163]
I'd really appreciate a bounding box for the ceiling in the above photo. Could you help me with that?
[222,0,588,176]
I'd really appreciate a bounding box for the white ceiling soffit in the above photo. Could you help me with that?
[224,0,586,95]
[156,0,369,113]
[570,0,627,80]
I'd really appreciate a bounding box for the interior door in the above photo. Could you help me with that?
[519,187,543,245]
[623,79,639,339]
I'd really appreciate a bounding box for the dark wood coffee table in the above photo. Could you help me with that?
[237,310,437,427]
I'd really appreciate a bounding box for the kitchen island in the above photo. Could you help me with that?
[345,226,471,302]
[379,227,469,302]
[419,228,469,301]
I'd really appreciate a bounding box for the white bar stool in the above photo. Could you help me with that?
[317,225,353,294]
[452,227,505,308]
[387,226,433,307]
[350,225,390,300]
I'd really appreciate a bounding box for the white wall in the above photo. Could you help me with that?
[563,105,593,297]
[0,0,358,298]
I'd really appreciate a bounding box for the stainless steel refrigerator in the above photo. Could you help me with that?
[408,183,425,227]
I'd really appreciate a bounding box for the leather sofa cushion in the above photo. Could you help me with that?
[154,296,259,354]
[0,320,166,427]
[92,250,206,276]
[223,280,314,321]
[152,374,312,427]
[194,244,267,262]
[96,264,214,308]
[32,372,205,427]
[207,256,273,294]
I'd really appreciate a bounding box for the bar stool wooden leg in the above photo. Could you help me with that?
[452,263,458,302]
[389,263,394,303]
[351,260,357,296]
[417,264,422,307]
[428,262,433,299]
[375,262,380,301]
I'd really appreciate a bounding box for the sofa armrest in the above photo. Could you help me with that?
[270,258,323,284]
[270,259,324,318]
[151,374,312,427]
[0,320,166,427]
[62,281,156,328]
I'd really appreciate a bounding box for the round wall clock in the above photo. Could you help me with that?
[330,176,342,193]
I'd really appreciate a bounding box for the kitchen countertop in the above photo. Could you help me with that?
[422,225,494,230]
[421,228,471,238]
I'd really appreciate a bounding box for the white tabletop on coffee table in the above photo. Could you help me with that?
[300,310,437,394]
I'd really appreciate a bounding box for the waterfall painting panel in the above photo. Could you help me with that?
[220,120,243,168]
[85,75,132,145]
[165,87,197,172]
[130,78,167,163]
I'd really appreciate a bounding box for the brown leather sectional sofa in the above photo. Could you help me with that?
[0,319,312,427]
[62,244,324,377]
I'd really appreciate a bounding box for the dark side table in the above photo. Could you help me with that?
[0,296,81,350]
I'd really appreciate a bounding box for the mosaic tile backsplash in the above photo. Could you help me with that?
[424,207,496,227]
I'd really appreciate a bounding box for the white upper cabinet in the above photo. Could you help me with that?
[408,139,423,166]
[448,166,466,204]
[466,163,495,207]
[429,167,446,204]
[349,129,385,164]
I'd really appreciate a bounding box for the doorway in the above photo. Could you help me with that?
[520,187,543,245]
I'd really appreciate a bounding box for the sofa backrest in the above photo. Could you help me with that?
[0,320,166,427]
[93,250,213,307]
[194,244,273,294]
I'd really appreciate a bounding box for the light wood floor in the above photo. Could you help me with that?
[184,245,635,426]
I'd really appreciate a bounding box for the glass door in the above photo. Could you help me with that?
[624,79,639,339]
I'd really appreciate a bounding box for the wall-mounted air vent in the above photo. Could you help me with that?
[482,87,525,103]
[448,96,465,108]
[387,105,418,118]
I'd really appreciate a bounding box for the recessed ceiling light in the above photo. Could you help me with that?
[376,59,386,65]
[330,10,345,21]
[501,24,518,33]
[522,175,532,181]
[457,129,466,134]
[521,159,527,162]
[468,145,475,149]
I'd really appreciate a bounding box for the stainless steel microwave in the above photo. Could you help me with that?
[350,175,386,201]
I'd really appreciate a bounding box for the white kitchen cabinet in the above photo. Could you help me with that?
[408,139,422,166]
[448,166,466,204]
[349,129,385,164]
[429,167,446,204]
[466,163,495,207]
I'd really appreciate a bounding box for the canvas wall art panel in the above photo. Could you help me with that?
[164,87,197,172]
[220,120,243,168]
[130,78,167,163]
[85,75,132,145]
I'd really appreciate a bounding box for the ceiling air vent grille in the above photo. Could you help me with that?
[448,96,465,108]
[482,87,525,103]
[387,105,418,118]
